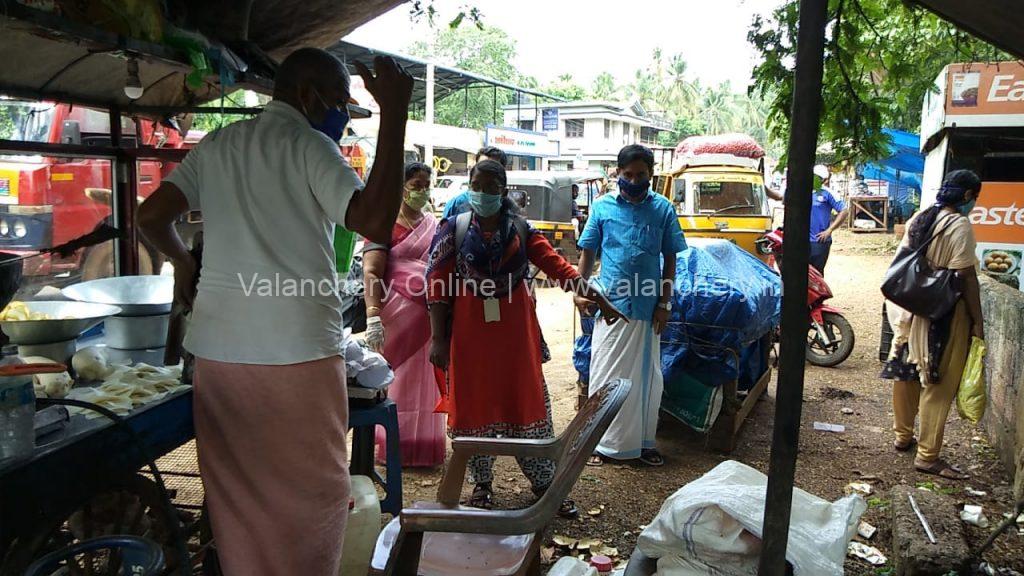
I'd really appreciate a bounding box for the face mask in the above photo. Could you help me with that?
[404,187,430,211]
[813,175,824,190]
[307,89,350,142]
[469,191,502,217]
[618,176,649,199]
[958,199,977,216]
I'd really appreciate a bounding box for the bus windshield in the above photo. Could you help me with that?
[694,180,765,215]
[0,100,55,143]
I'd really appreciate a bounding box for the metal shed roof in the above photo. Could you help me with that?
[328,41,564,107]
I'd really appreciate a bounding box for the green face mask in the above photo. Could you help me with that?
[813,175,824,190]
[404,187,430,211]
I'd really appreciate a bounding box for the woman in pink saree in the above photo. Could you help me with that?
[364,163,446,467]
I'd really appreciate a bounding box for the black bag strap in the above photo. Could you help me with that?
[909,212,961,257]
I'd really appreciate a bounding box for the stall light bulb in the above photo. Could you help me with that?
[125,58,144,100]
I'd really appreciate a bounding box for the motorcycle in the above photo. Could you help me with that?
[757,228,855,367]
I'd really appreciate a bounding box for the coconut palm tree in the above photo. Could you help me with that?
[592,71,619,100]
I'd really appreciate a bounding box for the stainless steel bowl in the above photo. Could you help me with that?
[104,314,169,350]
[0,301,122,345]
[62,276,174,316]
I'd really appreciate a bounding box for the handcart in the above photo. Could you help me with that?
[659,321,773,453]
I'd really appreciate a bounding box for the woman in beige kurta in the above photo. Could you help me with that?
[881,170,985,480]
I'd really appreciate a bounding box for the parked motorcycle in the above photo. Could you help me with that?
[757,228,855,367]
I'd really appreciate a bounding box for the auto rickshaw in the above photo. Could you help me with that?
[653,158,773,262]
[505,171,580,263]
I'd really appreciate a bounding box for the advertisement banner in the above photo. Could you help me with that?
[542,108,559,132]
[969,182,1024,288]
[947,62,1024,116]
[485,126,559,157]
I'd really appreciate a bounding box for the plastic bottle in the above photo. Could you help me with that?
[0,357,35,463]
[338,475,381,576]
[334,225,357,275]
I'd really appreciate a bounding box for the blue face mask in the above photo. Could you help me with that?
[958,199,977,216]
[469,192,502,217]
[618,176,650,199]
[307,88,350,142]
[310,108,350,142]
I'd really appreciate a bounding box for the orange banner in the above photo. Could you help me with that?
[947,62,1024,116]
[968,182,1024,244]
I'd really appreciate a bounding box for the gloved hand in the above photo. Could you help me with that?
[365,315,385,353]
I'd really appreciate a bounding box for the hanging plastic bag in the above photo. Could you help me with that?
[957,337,987,425]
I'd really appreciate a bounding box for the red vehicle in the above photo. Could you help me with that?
[0,100,191,287]
[758,228,855,367]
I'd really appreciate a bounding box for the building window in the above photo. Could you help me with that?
[604,119,611,139]
[519,120,535,131]
[565,119,585,138]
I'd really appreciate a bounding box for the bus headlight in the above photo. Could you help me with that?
[0,220,8,236]
[13,220,27,238]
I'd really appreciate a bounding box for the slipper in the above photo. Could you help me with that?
[639,449,665,467]
[557,498,579,519]
[467,482,493,509]
[915,458,969,480]
[894,437,917,452]
[586,454,605,467]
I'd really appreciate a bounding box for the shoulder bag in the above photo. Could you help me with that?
[881,214,964,320]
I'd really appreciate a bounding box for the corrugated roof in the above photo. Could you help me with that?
[329,41,563,107]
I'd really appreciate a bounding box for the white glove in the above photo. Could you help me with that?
[365,315,385,353]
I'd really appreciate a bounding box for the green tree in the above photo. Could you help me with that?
[591,72,619,100]
[749,0,1003,164]
[544,73,587,101]
[408,25,527,129]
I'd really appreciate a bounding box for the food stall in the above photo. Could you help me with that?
[920,61,1024,288]
[0,1,402,573]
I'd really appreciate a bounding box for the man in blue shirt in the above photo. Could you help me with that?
[808,165,849,273]
[576,144,687,466]
[441,146,508,219]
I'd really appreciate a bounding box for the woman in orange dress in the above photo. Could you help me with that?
[426,159,623,512]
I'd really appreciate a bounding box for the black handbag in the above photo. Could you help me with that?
[881,214,963,320]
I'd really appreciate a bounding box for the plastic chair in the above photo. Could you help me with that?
[25,535,165,576]
[370,378,632,576]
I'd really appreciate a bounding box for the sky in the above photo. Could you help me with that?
[345,0,785,92]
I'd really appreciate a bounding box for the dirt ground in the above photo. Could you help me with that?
[391,229,1024,574]
[155,230,1022,574]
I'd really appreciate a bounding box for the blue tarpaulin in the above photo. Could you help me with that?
[572,239,781,432]
[660,238,781,388]
[861,129,924,220]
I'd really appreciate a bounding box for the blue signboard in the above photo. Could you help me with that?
[542,108,559,132]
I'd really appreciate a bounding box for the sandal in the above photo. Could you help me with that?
[915,458,969,480]
[557,498,579,519]
[586,454,605,467]
[532,487,579,519]
[639,449,665,467]
[894,437,917,452]
[468,482,493,509]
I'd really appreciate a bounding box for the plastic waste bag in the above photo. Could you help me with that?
[637,461,865,576]
[957,337,987,425]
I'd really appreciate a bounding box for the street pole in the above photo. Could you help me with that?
[109,105,139,276]
[425,62,435,184]
[757,0,829,574]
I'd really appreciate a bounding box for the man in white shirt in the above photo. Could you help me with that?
[139,48,411,575]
